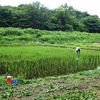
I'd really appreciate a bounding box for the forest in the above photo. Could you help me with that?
[0,1,100,33]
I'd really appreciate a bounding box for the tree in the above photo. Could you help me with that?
[82,15,100,33]
[0,2,100,33]
[76,11,90,19]
[0,6,12,27]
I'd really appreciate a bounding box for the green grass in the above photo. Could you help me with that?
[0,46,100,78]
[0,27,100,48]
[0,27,100,100]
[0,27,100,78]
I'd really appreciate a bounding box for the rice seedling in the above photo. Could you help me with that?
[0,46,100,78]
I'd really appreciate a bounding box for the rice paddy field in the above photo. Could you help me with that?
[0,28,100,99]
[0,45,100,100]
[0,46,100,79]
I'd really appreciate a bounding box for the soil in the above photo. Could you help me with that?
[0,70,100,100]
[3,72,100,100]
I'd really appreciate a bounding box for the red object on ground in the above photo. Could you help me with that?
[6,76,12,84]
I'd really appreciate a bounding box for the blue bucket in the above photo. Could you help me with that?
[12,79,18,84]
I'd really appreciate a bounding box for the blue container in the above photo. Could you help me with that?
[12,79,18,84]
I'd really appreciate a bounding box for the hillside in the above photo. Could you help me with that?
[0,27,100,49]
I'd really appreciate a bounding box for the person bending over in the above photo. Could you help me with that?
[76,47,80,54]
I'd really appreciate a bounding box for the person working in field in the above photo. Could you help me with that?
[75,47,80,60]
[76,47,80,54]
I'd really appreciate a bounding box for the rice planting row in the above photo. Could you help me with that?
[0,46,100,78]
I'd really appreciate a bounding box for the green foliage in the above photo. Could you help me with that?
[50,89,97,100]
[0,68,100,99]
[0,27,100,46]
[0,46,100,79]
[0,2,100,32]
[82,15,100,33]
[0,27,23,36]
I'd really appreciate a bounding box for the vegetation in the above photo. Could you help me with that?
[0,27,100,48]
[0,2,100,99]
[0,2,100,33]
[0,45,100,79]
[0,27,100,79]
[0,69,100,99]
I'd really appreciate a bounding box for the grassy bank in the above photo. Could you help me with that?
[0,27,100,48]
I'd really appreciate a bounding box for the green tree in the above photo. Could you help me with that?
[82,15,100,33]
[0,6,12,27]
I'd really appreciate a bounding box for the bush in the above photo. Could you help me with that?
[0,27,23,36]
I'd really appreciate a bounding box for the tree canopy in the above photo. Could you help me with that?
[0,2,100,33]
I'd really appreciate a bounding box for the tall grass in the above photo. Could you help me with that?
[0,46,100,78]
[0,27,100,47]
